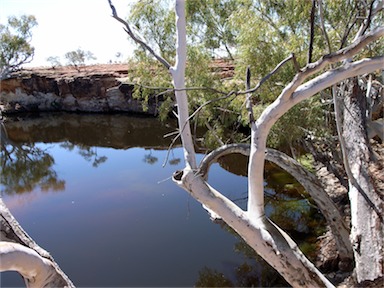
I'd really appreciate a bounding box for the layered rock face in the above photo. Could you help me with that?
[0,64,163,115]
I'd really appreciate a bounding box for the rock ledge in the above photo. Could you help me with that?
[0,64,162,115]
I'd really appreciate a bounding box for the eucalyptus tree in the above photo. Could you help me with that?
[0,15,37,79]
[1,0,382,286]
[108,0,383,286]
[64,48,97,71]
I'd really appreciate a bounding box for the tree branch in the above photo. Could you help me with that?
[317,0,332,53]
[245,66,255,124]
[308,0,316,63]
[0,199,74,287]
[242,54,294,95]
[107,0,171,70]
[198,143,353,261]
[170,0,197,170]
[0,242,58,287]
[173,167,334,287]
[246,28,383,219]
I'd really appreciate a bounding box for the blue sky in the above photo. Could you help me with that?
[0,0,135,67]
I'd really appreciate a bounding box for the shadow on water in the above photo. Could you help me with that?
[1,112,325,287]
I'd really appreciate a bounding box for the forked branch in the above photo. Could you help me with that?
[198,143,353,260]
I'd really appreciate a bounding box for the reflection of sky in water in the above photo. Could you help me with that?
[2,143,253,287]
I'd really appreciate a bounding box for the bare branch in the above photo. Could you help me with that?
[170,0,197,169]
[308,0,316,63]
[0,242,57,287]
[317,0,332,53]
[162,131,181,168]
[205,122,225,146]
[291,53,301,72]
[359,0,375,36]
[292,56,383,104]
[198,143,250,178]
[0,199,74,287]
[245,66,255,124]
[278,27,384,104]
[107,0,171,70]
[246,29,383,220]
[243,54,294,95]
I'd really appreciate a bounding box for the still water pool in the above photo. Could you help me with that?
[0,113,323,287]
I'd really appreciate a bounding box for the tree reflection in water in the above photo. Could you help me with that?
[60,141,108,167]
[1,123,65,194]
[195,153,326,286]
[143,149,158,165]
[1,114,325,286]
[196,219,288,287]
[0,123,108,195]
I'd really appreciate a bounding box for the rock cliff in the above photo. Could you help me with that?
[0,64,163,115]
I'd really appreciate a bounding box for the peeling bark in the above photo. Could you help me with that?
[342,78,383,283]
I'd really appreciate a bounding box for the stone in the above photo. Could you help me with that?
[0,64,163,115]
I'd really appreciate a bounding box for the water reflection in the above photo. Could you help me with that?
[60,142,108,167]
[2,112,177,149]
[1,113,323,287]
[196,219,288,287]
[217,153,325,248]
[0,123,65,194]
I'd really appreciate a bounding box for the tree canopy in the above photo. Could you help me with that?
[0,15,37,79]
[124,0,383,152]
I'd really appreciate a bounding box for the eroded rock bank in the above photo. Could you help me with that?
[0,64,164,115]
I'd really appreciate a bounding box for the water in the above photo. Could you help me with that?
[0,113,323,287]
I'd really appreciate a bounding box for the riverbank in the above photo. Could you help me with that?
[0,63,163,115]
[0,61,234,115]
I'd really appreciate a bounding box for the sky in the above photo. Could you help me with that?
[0,0,136,67]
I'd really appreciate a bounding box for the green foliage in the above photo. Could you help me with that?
[297,153,316,173]
[129,0,175,61]
[64,48,96,68]
[46,56,62,68]
[0,15,37,77]
[125,49,173,115]
[186,0,248,59]
[124,0,382,152]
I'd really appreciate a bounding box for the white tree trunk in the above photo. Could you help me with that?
[109,0,383,285]
[0,199,74,287]
[0,242,59,288]
[199,144,353,266]
[341,78,383,283]
[169,0,197,170]
[173,169,335,287]
[169,4,384,286]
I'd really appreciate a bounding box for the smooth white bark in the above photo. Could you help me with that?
[199,144,353,263]
[247,55,383,217]
[245,27,383,217]
[1,199,75,287]
[169,0,197,170]
[0,242,58,288]
[170,1,333,286]
[109,1,383,286]
[174,169,334,287]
